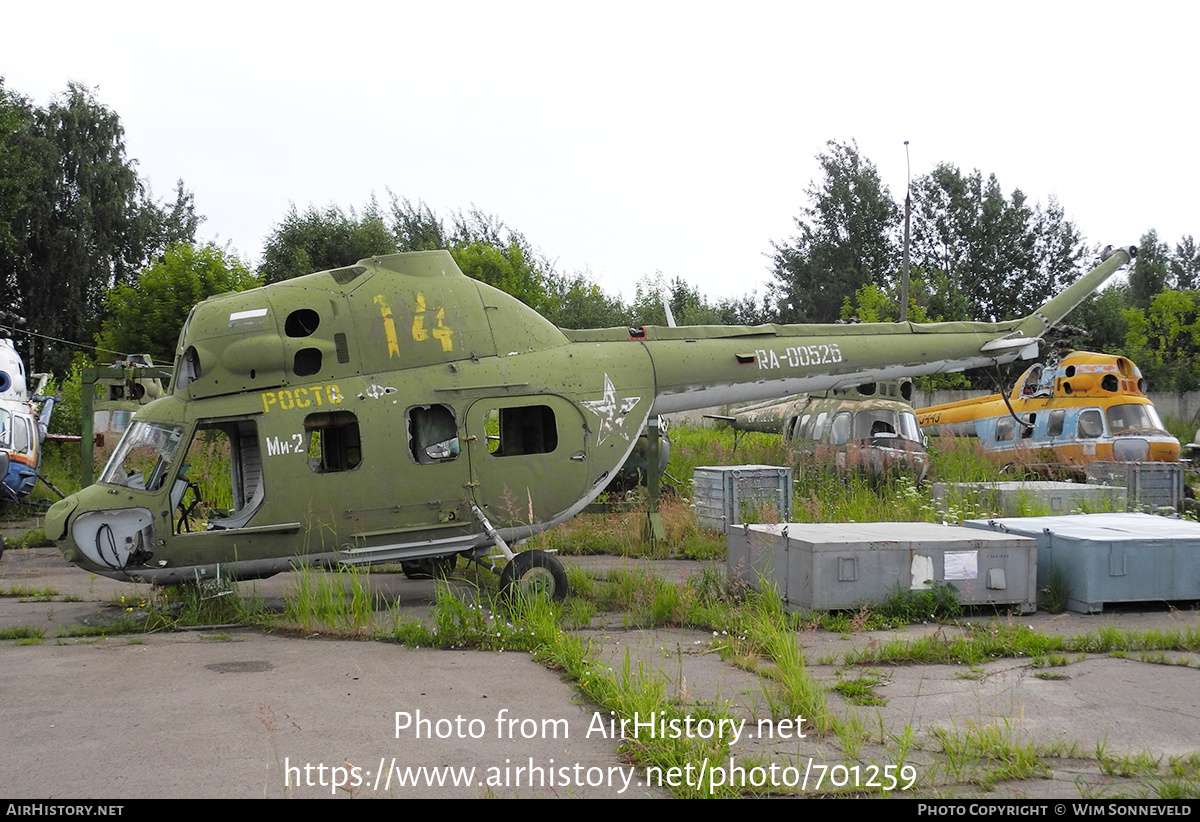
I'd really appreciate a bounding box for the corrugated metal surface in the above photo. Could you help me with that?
[1085,462,1185,511]
[692,465,792,529]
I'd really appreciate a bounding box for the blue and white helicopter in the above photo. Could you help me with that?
[0,324,58,503]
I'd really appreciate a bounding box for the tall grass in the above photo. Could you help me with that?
[284,565,376,635]
[527,493,725,559]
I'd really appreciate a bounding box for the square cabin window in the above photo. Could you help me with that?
[305,411,362,472]
[407,404,460,464]
[485,405,557,456]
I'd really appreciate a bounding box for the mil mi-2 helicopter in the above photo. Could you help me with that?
[916,346,1179,470]
[0,330,58,504]
[45,246,1136,600]
[708,380,929,482]
[92,354,166,467]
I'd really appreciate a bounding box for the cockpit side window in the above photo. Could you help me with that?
[179,419,265,530]
[11,416,32,454]
[795,414,811,441]
[174,346,201,392]
[1078,409,1103,439]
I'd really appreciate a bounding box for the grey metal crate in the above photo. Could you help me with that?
[1085,461,1185,512]
[964,512,1200,613]
[727,521,1037,612]
[933,480,1125,517]
[692,465,792,530]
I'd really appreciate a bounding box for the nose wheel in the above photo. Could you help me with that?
[500,550,567,602]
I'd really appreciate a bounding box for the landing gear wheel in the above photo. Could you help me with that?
[500,551,567,602]
[400,554,459,580]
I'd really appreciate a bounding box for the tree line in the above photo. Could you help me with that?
[0,79,199,375]
[2,79,1197,392]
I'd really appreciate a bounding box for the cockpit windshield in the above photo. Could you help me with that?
[1106,404,1167,435]
[100,421,185,491]
[854,409,923,443]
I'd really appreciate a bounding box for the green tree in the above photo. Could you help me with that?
[1171,235,1200,291]
[710,293,774,326]
[443,207,554,310]
[0,82,198,375]
[1128,229,1170,310]
[629,273,727,326]
[539,270,629,329]
[910,164,1084,322]
[1068,283,1131,353]
[1122,288,1200,391]
[0,79,36,261]
[261,200,556,311]
[259,201,395,284]
[389,194,448,251]
[769,140,899,322]
[451,239,548,309]
[99,243,260,364]
[841,280,931,323]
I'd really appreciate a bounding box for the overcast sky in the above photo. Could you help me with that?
[5,1,1195,302]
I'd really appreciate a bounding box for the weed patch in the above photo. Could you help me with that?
[0,585,58,601]
[0,626,44,641]
[928,718,1051,789]
[831,676,887,706]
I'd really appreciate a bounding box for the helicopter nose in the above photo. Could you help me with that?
[45,495,78,542]
[68,508,155,571]
[1112,438,1150,462]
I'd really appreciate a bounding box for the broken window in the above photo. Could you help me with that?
[407,405,459,464]
[101,421,186,491]
[853,409,898,440]
[485,405,557,456]
[178,419,265,530]
[1020,413,1036,439]
[305,411,362,472]
[293,348,322,377]
[285,308,320,337]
